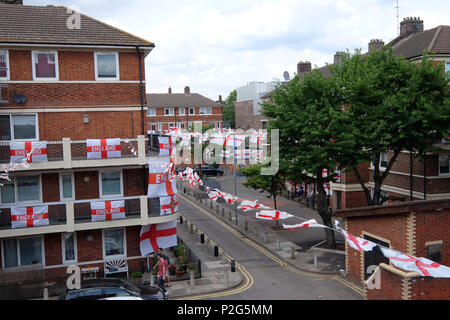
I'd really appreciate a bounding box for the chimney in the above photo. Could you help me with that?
[334,51,345,65]
[368,39,385,52]
[400,17,424,37]
[0,0,23,4]
[168,87,172,94]
[218,95,222,103]
[184,86,190,94]
[297,61,311,76]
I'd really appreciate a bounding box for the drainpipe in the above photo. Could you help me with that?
[136,46,145,136]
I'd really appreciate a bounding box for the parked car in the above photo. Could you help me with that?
[59,278,165,300]
[194,165,224,177]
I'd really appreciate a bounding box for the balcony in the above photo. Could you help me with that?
[0,195,179,238]
[0,135,161,170]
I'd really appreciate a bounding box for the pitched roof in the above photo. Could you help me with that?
[391,26,450,59]
[0,4,154,47]
[147,93,221,108]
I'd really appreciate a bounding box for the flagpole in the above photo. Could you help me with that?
[234,131,238,226]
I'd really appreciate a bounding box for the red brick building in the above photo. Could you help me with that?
[147,86,223,132]
[336,199,450,300]
[0,3,178,283]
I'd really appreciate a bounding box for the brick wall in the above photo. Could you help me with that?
[411,277,450,299]
[74,171,99,200]
[366,268,404,300]
[235,100,265,130]
[42,173,60,202]
[123,168,147,196]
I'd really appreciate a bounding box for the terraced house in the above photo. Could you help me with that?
[0,2,179,291]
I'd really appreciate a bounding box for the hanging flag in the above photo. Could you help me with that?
[158,136,175,157]
[10,141,47,163]
[148,160,177,197]
[86,138,121,159]
[250,130,267,145]
[222,192,238,204]
[208,189,225,201]
[379,247,450,278]
[337,226,378,252]
[160,195,178,215]
[234,149,250,160]
[256,210,293,220]
[139,220,177,256]
[225,135,246,148]
[322,169,328,178]
[282,219,325,229]
[90,200,125,221]
[334,166,341,183]
[11,205,49,228]
[237,200,270,212]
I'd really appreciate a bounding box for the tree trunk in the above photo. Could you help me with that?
[273,194,279,227]
[317,182,335,247]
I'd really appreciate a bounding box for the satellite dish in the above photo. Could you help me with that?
[13,94,26,104]
[283,71,290,81]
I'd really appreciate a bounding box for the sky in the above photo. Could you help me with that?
[26,0,450,101]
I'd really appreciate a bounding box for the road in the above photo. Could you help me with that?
[178,194,362,300]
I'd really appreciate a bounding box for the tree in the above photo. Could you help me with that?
[262,71,342,246]
[222,90,236,129]
[241,163,286,226]
[331,49,450,206]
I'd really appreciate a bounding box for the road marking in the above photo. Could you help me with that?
[179,193,365,297]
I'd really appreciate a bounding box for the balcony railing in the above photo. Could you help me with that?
[0,195,179,237]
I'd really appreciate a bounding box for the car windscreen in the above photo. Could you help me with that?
[119,280,141,294]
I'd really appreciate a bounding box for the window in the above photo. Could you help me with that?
[0,114,38,141]
[62,233,77,264]
[60,173,74,200]
[179,108,186,116]
[100,171,122,197]
[426,242,442,263]
[0,178,15,203]
[103,228,125,258]
[157,123,162,131]
[164,108,174,116]
[446,62,450,74]
[0,115,11,140]
[2,236,44,268]
[189,108,195,115]
[147,108,156,116]
[363,235,389,280]
[168,123,175,129]
[95,52,119,80]
[439,156,450,175]
[1,175,42,204]
[32,51,58,80]
[199,107,211,115]
[0,50,9,80]
[379,152,388,168]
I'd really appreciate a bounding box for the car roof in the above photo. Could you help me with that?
[78,278,128,289]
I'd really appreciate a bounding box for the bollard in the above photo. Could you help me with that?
[43,287,49,300]
[222,207,225,217]
[190,270,195,289]
[244,220,248,231]
[313,254,318,269]
[277,238,281,251]
[228,211,232,222]
[254,225,258,236]
[214,245,219,257]
[179,216,183,224]
[200,233,205,244]
[216,204,219,213]
[291,246,296,260]
[264,232,268,244]
[230,258,236,272]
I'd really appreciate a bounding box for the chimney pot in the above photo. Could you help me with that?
[219,95,222,103]
[334,51,344,65]
[368,39,385,52]
[184,86,190,94]
[168,87,172,94]
[297,61,312,75]
[400,16,424,37]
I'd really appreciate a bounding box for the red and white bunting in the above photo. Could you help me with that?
[237,200,270,212]
[86,138,121,159]
[234,149,250,160]
[158,136,175,157]
[256,210,293,220]
[225,135,246,148]
[334,166,341,183]
[139,220,177,256]
[222,192,238,204]
[148,160,177,197]
[90,200,125,222]
[322,169,328,178]
[379,247,450,278]
[160,195,178,215]
[208,189,225,201]
[282,219,325,230]
[10,141,47,163]
[250,131,267,145]
[11,205,49,228]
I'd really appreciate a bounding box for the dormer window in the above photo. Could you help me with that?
[32,51,58,80]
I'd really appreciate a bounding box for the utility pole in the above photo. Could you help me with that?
[233,131,238,226]
[396,0,400,35]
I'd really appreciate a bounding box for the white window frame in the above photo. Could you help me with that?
[61,232,78,264]
[59,172,75,201]
[147,108,156,116]
[0,173,42,205]
[445,61,450,74]
[94,52,120,81]
[164,108,174,116]
[31,50,59,81]
[189,108,195,115]
[0,49,10,80]
[99,170,123,199]
[102,227,127,260]
[157,122,162,131]
[179,108,186,116]
[379,152,388,169]
[1,235,46,269]
[199,107,212,115]
[438,155,450,176]
[0,113,39,142]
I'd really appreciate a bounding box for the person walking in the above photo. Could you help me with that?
[154,252,168,298]
[157,248,171,287]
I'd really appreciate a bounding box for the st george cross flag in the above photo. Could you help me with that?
[160,195,178,215]
[222,192,238,204]
[237,200,270,212]
[11,205,49,228]
[225,135,246,148]
[379,247,450,278]
[282,219,325,230]
[139,220,177,256]
[338,228,378,252]
[158,136,175,157]
[10,141,47,163]
[90,200,125,222]
[250,131,267,145]
[208,190,223,201]
[148,160,177,197]
[256,210,293,220]
[86,138,121,159]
